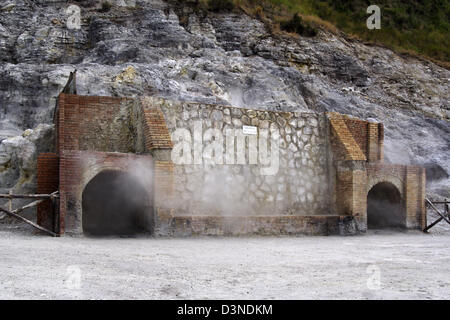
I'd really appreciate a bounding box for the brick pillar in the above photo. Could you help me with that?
[154,160,174,234]
[140,98,174,234]
[419,167,427,230]
[335,161,367,231]
[405,166,423,229]
[37,153,59,232]
[59,151,82,235]
[367,122,380,162]
[378,123,384,161]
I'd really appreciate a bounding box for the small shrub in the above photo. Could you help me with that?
[281,13,317,37]
[99,1,112,13]
[207,0,235,13]
[253,5,264,19]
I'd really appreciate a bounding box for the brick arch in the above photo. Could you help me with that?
[77,157,154,235]
[81,169,153,235]
[367,179,406,229]
[59,151,154,234]
[78,154,154,196]
[367,174,404,198]
[79,163,130,197]
[73,162,139,235]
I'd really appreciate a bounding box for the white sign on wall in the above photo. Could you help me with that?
[242,125,258,135]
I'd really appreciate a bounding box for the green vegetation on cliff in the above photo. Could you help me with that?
[271,0,449,65]
[178,0,450,66]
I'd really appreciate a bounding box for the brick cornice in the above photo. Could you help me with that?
[327,112,367,161]
[140,97,173,152]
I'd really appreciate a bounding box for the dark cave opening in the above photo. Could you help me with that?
[82,170,152,236]
[367,182,405,229]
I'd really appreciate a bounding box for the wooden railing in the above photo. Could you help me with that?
[424,198,449,232]
[0,192,59,237]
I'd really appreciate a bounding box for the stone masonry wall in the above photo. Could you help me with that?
[147,97,331,217]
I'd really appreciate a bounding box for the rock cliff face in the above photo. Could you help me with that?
[0,0,449,196]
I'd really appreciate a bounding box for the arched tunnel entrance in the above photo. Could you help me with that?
[367,182,405,229]
[82,170,153,236]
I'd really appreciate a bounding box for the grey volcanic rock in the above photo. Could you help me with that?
[0,0,449,195]
[0,123,53,216]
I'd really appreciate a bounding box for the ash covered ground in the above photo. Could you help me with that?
[0,227,448,300]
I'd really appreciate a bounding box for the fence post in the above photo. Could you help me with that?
[8,189,12,211]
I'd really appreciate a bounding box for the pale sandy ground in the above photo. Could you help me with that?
[0,224,449,300]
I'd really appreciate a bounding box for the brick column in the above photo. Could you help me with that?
[327,113,368,232]
[37,153,59,232]
[140,98,174,234]
[378,123,384,161]
[367,122,380,162]
[405,166,424,229]
[418,167,427,229]
[154,161,175,233]
[335,161,367,231]
[59,150,83,234]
